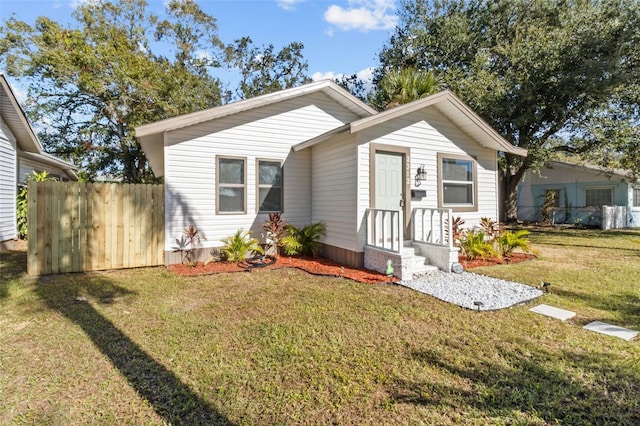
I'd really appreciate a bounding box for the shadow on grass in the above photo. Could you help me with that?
[35,274,233,425]
[390,340,640,424]
[553,287,640,330]
[0,250,28,300]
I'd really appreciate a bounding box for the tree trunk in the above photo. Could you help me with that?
[502,157,530,223]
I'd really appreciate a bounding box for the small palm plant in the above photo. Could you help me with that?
[281,222,326,257]
[497,229,537,258]
[221,230,263,262]
[460,230,497,260]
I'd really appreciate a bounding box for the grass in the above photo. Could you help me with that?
[1,228,639,425]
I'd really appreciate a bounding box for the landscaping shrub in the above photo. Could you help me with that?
[460,230,497,260]
[281,222,326,257]
[221,230,263,261]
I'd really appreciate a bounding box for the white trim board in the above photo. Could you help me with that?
[583,321,638,341]
[529,304,576,321]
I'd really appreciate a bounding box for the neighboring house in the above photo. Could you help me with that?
[517,161,640,228]
[0,73,77,249]
[135,80,526,278]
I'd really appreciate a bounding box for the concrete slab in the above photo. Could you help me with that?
[529,304,576,321]
[583,321,639,341]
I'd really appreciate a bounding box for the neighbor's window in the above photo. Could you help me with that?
[585,187,613,207]
[633,188,640,207]
[217,156,246,213]
[438,153,477,212]
[257,159,283,213]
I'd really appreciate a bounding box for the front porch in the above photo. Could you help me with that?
[364,207,460,280]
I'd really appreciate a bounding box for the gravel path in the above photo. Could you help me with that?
[399,270,543,311]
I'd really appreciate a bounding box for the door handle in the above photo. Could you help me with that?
[399,197,405,208]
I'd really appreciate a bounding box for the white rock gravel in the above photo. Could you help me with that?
[399,270,543,311]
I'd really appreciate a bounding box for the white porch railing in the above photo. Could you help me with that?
[365,208,403,253]
[411,207,454,248]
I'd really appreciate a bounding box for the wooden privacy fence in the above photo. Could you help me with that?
[28,182,164,276]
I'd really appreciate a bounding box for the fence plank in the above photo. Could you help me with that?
[27,182,164,275]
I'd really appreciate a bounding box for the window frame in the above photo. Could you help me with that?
[584,186,614,208]
[633,188,640,208]
[256,158,284,214]
[437,152,478,212]
[216,155,247,214]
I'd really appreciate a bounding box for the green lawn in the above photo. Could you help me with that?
[1,228,639,425]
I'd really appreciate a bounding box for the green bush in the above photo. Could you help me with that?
[460,230,497,260]
[497,229,536,257]
[221,230,263,262]
[281,222,326,257]
[16,171,55,239]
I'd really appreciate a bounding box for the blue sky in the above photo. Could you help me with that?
[0,0,400,101]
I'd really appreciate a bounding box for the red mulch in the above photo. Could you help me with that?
[168,253,537,284]
[168,256,394,284]
[459,252,536,269]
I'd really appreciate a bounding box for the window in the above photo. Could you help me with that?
[585,187,613,207]
[633,188,640,207]
[217,157,246,213]
[257,159,283,213]
[438,153,477,212]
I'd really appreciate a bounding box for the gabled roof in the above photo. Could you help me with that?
[294,90,527,156]
[545,160,632,180]
[135,80,377,176]
[0,73,77,180]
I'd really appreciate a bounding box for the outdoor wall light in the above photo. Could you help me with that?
[414,164,427,187]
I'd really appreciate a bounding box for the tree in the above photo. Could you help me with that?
[224,37,311,100]
[0,0,225,182]
[374,67,443,110]
[1,0,312,182]
[377,0,640,220]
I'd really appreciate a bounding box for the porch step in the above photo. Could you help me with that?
[404,246,439,275]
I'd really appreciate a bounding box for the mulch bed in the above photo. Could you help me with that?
[169,252,537,284]
[458,253,537,269]
[168,256,394,284]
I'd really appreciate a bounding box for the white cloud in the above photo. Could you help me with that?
[70,0,99,9]
[312,67,375,92]
[277,0,305,11]
[324,0,398,33]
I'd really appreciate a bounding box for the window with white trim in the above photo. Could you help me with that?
[438,153,477,212]
[217,156,246,213]
[584,187,613,207]
[257,159,283,213]
[633,188,640,207]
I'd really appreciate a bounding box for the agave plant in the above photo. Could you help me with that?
[221,230,263,262]
[281,222,326,257]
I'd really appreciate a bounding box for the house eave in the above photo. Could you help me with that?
[350,90,527,157]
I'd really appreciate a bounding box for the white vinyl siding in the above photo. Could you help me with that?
[311,133,359,251]
[0,116,17,242]
[17,157,65,182]
[163,92,360,250]
[356,108,499,234]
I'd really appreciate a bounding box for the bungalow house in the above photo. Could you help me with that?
[0,73,77,249]
[517,161,640,228]
[135,80,526,279]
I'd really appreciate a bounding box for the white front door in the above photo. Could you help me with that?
[374,151,406,246]
[375,152,404,211]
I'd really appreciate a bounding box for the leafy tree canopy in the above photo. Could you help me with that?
[377,0,640,218]
[0,0,311,182]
